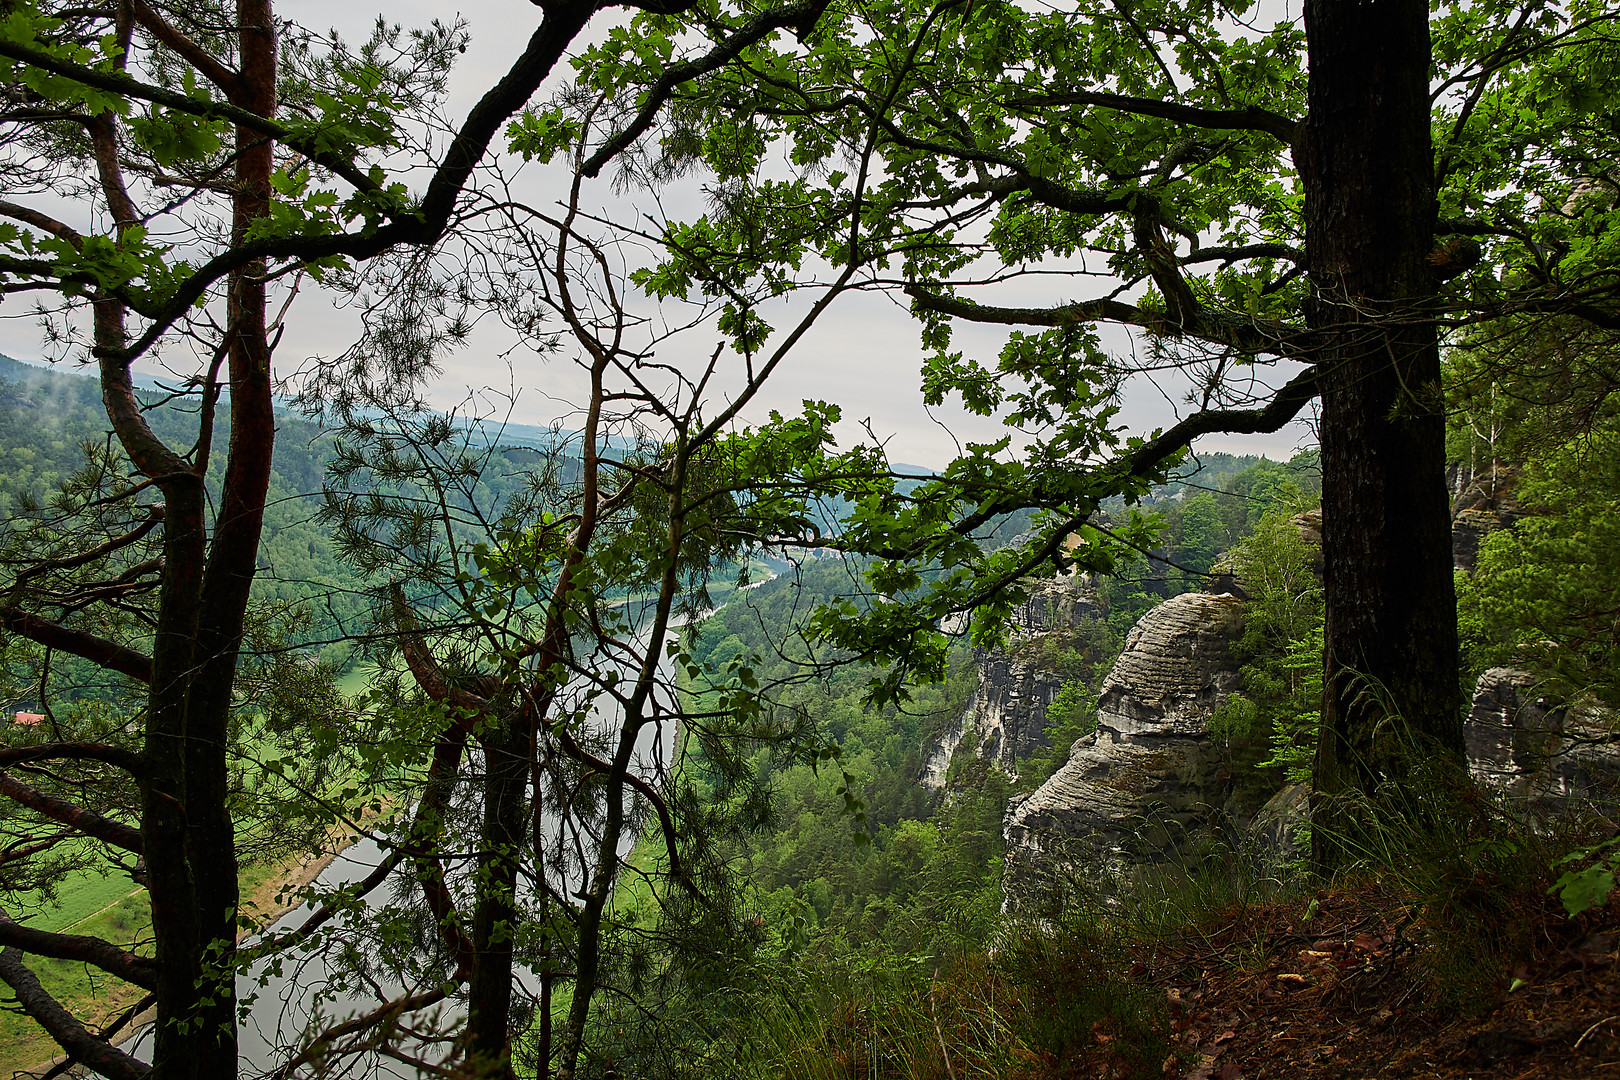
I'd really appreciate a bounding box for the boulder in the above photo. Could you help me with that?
[1093,590,1246,737]
[1249,782,1311,868]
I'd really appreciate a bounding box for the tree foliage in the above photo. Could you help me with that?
[1465,435,1620,706]
[522,0,1619,853]
[1210,508,1325,790]
[0,0,851,1074]
[1451,320,1620,708]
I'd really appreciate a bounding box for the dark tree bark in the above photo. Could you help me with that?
[465,716,533,1080]
[154,3,278,1071]
[1299,0,1463,850]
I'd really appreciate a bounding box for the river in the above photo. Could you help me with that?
[121,632,685,1077]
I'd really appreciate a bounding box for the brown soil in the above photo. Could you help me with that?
[1143,883,1620,1080]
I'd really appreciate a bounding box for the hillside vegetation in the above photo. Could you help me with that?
[4,344,1620,1080]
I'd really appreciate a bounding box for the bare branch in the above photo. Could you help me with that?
[0,35,380,197]
[1005,89,1300,145]
[905,284,1309,357]
[1183,243,1304,266]
[267,986,449,1080]
[14,504,164,585]
[0,829,73,866]
[0,200,85,249]
[389,584,501,712]
[551,725,690,890]
[125,0,239,93]
[0,773,143,854]
[0,947,151,1079]
[0,742,145,777]
[1120,363,1320,476]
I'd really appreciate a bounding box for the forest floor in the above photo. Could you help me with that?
[1143,880,1620,1080]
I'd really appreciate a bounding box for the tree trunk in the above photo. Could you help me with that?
[144,2,277,1072]
[465,717,532,1079]
[1299,0,1463,861]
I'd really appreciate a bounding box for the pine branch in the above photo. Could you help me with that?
[0,907,158,990]
[0,947,151,1079]
[0,773,142,854]
[0,608,152,682]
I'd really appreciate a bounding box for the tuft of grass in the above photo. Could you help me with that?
[993,916,1177,1079]
[1311,755,1612,1016]
[733,953,1020,1080]
[727,917,1177,1080]
[1112,829,1310,948]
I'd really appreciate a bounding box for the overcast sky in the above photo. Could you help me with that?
[0,0,1316,471]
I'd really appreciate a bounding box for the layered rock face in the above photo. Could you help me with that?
[1002,657,1620,905]
[920,575,1103,789]
[1449,462,1519,573]
[990,483,1598,905]
[918,703,972,790]
[1002,591,1245,900]
[1467,667,1620,809]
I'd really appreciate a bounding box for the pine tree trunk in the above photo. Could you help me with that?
[1299,0,1463,861]
[147,2,277,1071]
[466,717,532,1079]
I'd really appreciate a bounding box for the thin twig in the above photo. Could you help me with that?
[931,967,957,1080]
[1576,1015,1620,1050]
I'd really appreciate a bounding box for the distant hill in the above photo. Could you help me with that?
[0,354,1321,683]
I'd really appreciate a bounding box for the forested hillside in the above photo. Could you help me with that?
[0,355,344,676]
[0,346,1336,1073]
[677,451,1322,950]
[0,353,572,694]
[0,347,1320,946]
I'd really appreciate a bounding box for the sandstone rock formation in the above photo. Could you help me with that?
[918,703,971,790]
[1002,660,1620,905]
[1249,782,1311,867]
[991,480,1591,905]
[1002,590,1245,902]
[920,574,1104,789]
[1449,462,1519,573]
[1467,667,1620,810]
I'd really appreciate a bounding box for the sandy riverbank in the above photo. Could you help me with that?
[84,833,368,1072]
[241,833,360,937]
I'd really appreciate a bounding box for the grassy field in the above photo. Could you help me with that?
[0,839,334,1072]
[29,855,143,935]
[0,855,151,1070]
[335,661,378,697]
